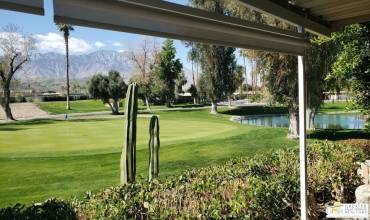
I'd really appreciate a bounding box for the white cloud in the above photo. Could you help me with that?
[33,33,92,54]
[113,41,122,47]
[94,41,105,48]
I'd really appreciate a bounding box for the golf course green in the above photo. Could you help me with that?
[0,108,297,207]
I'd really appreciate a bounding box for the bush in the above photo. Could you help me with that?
[342,139,370,158]
[24,95,90,103]
[0,198,77,220]
[74,141,364,219]
[0,96,25,103]
[250,93,263,103]
[0,141,365,219]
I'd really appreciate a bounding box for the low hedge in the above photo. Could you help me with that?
[0,141,365,219]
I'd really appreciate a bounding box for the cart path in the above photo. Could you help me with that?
[0,103,49,121]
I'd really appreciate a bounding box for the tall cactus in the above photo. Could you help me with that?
[120,83,138,184]
[148,115,160,181]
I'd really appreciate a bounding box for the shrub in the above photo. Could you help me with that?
[342,139,370,158]
[0,198,77,220]
[250,93,263,103]
[0,141,365,220]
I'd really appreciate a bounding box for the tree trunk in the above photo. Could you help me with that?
[107,102,118,115]
[210,100,218,114]
[228,96,232,108]
[165,97,171,108]
[243,56,247,93]
[191,60,195,86]
[193,97,197,104]
[196,63,199,87]
[1,83,15,121]
[145,95,151,111]
[65,33,71,110]
[287,111,299,139]
[307,108,315,130]
[112,100,119,115]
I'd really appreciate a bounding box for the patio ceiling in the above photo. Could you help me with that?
[1,0,369,53]
[238,0,370,36]
[53,0,309,55]
[0,0,44,15]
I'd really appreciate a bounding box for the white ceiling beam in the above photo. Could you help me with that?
[237,0,332,37]
[0,0,44,15]
[53,0,309,55]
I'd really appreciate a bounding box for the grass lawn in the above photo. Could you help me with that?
[37,99,353,115]
[0,109,297,207]
[36,100,110,114]
[319,101,352,113]
[37,99,208,114]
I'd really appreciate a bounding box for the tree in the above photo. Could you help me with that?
[327,23,370,120]
[128,38,159,110]
[197,44,237,113]
[225,3,329,137]
[56,23,74,110]
[239,50,248,93]
[0,24,34,120]
[175,70,187,100]
[187,84,198,104]
[185,41,202,103]
[262,40,328,138]
[152,39,183,107]
[233,65,244,104]
[197,72,208,104]
[87,70,127,114]
[189,0,238,114]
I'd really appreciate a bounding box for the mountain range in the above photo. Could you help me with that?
[21,50,134,79]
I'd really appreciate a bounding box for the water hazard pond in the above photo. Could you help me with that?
[235,113,365,129]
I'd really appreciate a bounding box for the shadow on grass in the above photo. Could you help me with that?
[153,109,206,113]
[309,129,370,141]
[138,103,209,111]
[0,119,56,127]
[0,127,29,131]
[66,118,117,123]
[171,104,210,109]
[220,106,288,116]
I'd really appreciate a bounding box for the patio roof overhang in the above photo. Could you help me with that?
[1,1,369,220]
[53,0,309,55]
[238,0,370,36]
[0,0,44,15]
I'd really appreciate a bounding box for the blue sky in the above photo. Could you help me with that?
[0,0,251,78]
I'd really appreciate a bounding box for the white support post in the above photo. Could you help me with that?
[298,26,308,220]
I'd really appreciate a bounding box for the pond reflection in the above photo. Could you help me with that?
[240,114,365,129]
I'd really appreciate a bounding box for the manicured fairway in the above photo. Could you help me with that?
[0,109,296,207]
[37,99,351,115]
[37,99,208,114]
[319,101,352,113]
[36,100,111,114]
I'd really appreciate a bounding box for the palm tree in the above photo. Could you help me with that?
[239,49,248,93]
[57,23,74,110]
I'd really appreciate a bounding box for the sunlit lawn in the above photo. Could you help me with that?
[37,99,208,114]
[319,101,352,113]
[37,99,351,115]
[0,109,297,207]
[0,100,358,207]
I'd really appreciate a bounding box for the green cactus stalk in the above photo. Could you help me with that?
[148,115,160,181]
[120,83,138,184]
